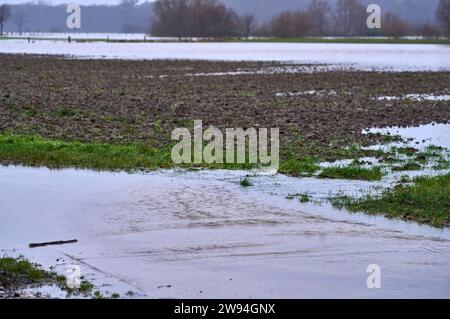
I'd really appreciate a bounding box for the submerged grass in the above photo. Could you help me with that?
[392,162,422,171]
[239,177,252,187]
[330,173,450,227]
[319,166,383,181]
[0,255,96,297]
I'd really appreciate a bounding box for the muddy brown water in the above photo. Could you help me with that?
[1,165,449,298]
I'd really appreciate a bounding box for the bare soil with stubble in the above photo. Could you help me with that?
[0,54,449,160]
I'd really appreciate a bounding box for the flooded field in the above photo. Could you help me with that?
[1,41,450,71]
[1,122,449,298]
[1,164,450,299]
[1,40,449,299]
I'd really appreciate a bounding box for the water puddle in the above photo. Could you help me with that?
[376,94,450,102]
[275,90,338,97]
[1,159,450,298]
[364,123,450,150]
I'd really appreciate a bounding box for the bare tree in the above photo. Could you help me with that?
[334,0,366,36]
[269,11,313,38]
[151,0,239,38]
[240,14,256,38]
[307,0,331,36]
[382,12,410,38]
[437,0,450,36]
[120,0,139,8]
[417,23,440,38]
[14,11,26,35]
[151,0,191,38]
[0,4,11,36]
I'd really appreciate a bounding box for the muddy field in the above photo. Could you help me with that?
[1,54,449,160]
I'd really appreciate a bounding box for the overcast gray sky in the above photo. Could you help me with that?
[0,0,151,4]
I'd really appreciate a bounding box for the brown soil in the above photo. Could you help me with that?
[0,54,449,160]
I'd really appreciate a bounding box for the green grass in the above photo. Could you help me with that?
[0,255,98,297]
[319,166,383,181]
[0,133,321,175]
[2,35,449,45]
[0,133,438,181]
[286,192,311,203]
[239,177,252,187]
[396,147,418,156]
[433,158,450,170]
[57,107,76,117]
[330,173,450,227]
[0,256,50,282]
[279,156,320,176]
[0,134,173,171]
[392,162,422,171]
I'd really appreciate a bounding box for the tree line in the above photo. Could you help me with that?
[151,0,450,38]
[0,0,449,38]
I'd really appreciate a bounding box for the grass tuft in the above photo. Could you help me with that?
[319,166,383,181]
[330,173,450,227]
[239,177,252,187]
[0,256,49,282]
[392,162,422,171]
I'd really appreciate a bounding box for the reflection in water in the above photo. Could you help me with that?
[1,164,450,298]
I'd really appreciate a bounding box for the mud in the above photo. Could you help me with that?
[0,54,449,160]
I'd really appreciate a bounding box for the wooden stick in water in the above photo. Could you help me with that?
[29,239,78,248]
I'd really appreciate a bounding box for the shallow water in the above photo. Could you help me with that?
[1,41,450,71]
[365,123,450,150]
[1,124,450,298]
[376,94,450,102]
[1,164,450,298]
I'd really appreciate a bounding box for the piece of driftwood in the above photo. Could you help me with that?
[29,239,78,248]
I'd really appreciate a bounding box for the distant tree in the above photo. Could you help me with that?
[307,0,331,36]
[151,0,191,38]
[269,11,313,38]
[240,14,256,38]
[437,0,450,36]
[0,4,11,35]
[382,12,410,38]
[120,0,139,8]
[334,0,366,36]
[14,11,27,35]
[417,23,441,38]
[151,0,239,38]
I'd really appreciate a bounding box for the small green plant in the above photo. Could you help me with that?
[79,280,94,292]
[0,256,49,282]
[93,291,104,299]
[299,193,311,203]
[319,166,383,181]
[24,105,37,116]
[433,158,450,170]
[397,147,418,156]
[57,107,76,117]
[330,173,450,227]
[153,119,162,133]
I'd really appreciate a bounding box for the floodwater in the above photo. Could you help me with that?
[1,40,450,71]
[365,123,450,150]
[1,163,450,298]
